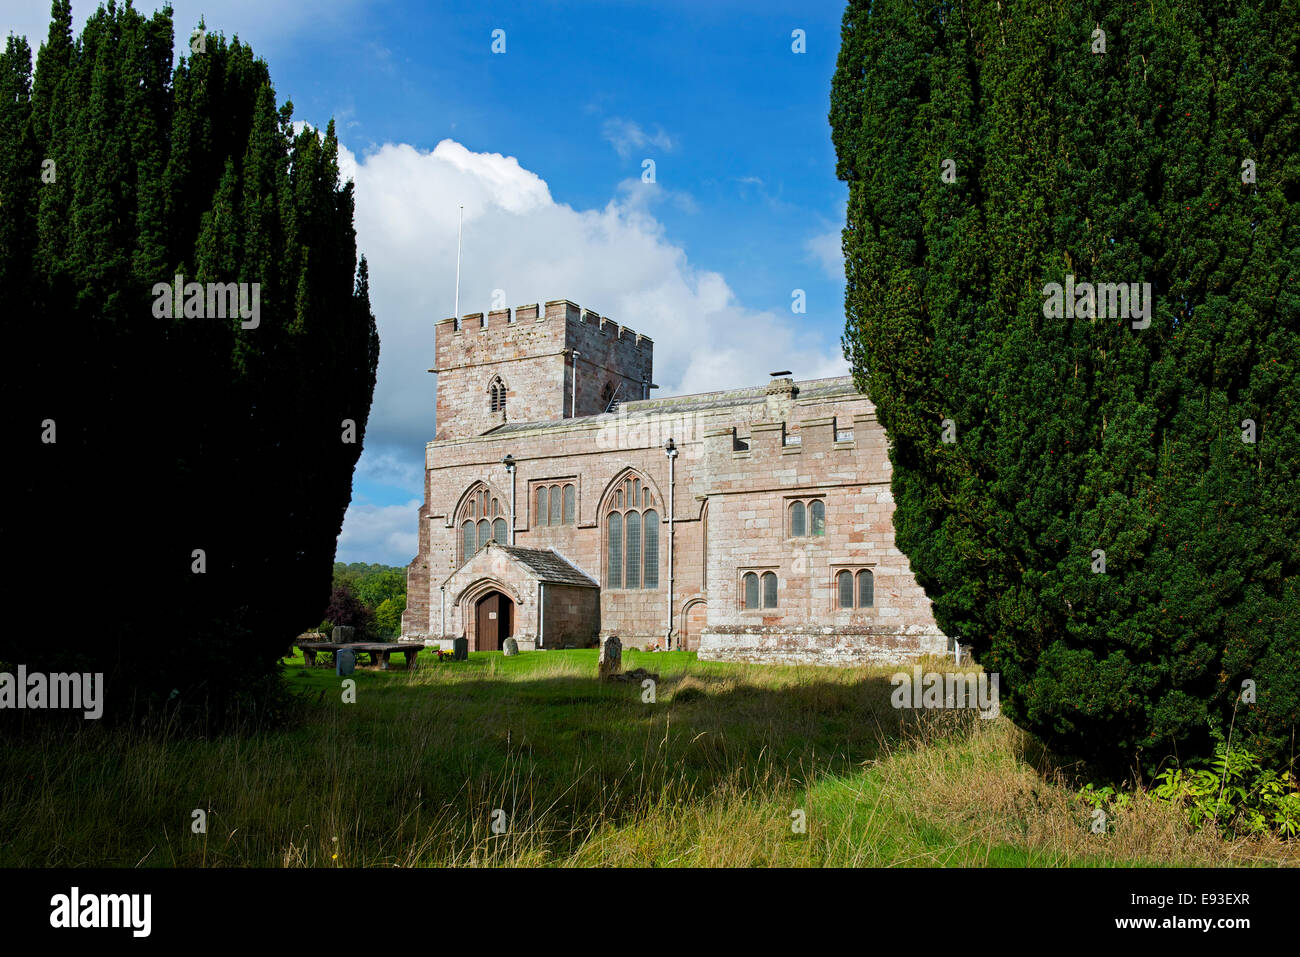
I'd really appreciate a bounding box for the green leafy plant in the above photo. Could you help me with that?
[1152,743,1299,839]
[1075,782,1132,833]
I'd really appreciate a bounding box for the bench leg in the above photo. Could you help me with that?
[404,649,420,670]
[377,651,391,670]
[303,649,316,667]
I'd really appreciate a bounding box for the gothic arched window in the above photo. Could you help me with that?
[456,483,505,562]
[605,473,659,589]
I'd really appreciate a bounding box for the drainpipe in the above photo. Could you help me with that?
[538,581,545,648]
[502,454,517,545]
[439,585,446,639]
[665,437,677,649]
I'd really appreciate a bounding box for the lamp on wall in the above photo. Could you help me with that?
[502,454,516,546]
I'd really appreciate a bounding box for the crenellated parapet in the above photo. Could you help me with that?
[431,298,655,439]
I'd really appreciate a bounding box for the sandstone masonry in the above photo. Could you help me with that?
[401,299,947,664]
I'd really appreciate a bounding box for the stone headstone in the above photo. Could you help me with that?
[598,635,622,681]
[332,625,355,643]
[335,647,356,676]
[452,636,469,661]
[502,637,519,656]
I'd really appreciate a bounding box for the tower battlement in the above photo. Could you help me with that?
[431,298,654,440]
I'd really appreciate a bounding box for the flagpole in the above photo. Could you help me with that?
[454,204,463,321]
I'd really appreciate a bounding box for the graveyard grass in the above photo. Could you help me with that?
[1,650,1295,867]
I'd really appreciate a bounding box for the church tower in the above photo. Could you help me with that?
[431,299,653,439]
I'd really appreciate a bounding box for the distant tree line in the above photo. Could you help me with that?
[316,563,407,641]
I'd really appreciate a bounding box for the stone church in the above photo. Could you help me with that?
[400,299,947,664]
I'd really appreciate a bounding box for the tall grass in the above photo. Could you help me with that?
[0,651,1293,866]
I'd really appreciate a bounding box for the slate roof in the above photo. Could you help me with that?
[495,545,599,587]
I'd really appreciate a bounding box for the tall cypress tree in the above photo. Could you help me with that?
[1,3,380,728]
[833,0,1299,773]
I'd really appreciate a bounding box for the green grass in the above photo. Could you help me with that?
[0,650,1293,867]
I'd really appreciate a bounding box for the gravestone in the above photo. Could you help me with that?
[452,636,469,661]
[502,637,519,657]
[335,647,356,677]
[598,635,622,681]
[332,625,355,643]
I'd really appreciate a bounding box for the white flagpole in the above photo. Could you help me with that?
[453,204,463,321]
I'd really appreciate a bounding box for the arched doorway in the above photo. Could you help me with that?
[475,591,514,651]
[681,600,707,652]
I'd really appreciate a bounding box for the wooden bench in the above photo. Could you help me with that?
[295,640,424,670]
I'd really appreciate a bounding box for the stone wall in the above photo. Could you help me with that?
[542,583,600,648]
[695,397,945,664]
[405,303,947,665]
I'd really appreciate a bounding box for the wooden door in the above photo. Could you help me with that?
[475,592,513,651]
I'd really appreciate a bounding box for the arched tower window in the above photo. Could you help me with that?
[489,376,507,413]
[604,472,659,589]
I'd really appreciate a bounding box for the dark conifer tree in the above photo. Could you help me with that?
[832,0,1298,772]
[1,2,380,727]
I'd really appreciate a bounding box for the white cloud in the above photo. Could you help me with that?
[342,133,847,438]
[337,135,849,564]
[336,499,421,566]
[601,118,676,159]
[805,227,844,280]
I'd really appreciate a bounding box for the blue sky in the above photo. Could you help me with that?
[3,0,852,565]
